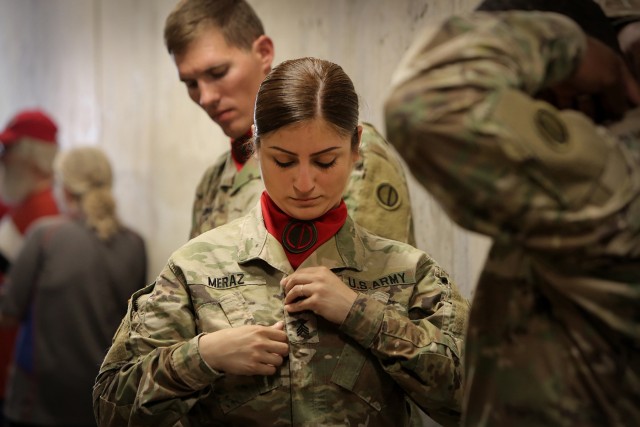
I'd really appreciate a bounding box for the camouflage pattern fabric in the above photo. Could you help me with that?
[190,123,416,246]
[93,206,469,426]
[385,11,640,427]
[189,151,263,239]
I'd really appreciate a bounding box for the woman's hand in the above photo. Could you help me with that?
[282,266,358,325]
[199,321,289,375]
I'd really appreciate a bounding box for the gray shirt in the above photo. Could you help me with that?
[0,216,147,425]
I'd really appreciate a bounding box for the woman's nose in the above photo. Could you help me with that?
[293,164,315,193]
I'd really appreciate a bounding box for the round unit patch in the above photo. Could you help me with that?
[282,221,318,254]
[534,109,569,151]
[376,183,401,210]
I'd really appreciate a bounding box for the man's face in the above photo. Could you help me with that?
[173,27,273,139]
[0,144,37,205]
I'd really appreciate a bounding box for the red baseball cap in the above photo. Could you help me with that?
[0,109,58,146]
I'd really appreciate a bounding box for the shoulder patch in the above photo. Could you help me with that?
[375,182,401,210]
[534,109,570,151]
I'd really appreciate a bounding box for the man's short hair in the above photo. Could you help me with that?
[164,0,265,55]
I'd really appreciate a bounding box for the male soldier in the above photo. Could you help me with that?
[386,0,640,426]
[164,0,416,245]
[0,109,59,422]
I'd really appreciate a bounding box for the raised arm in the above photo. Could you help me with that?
[386,11,640,255]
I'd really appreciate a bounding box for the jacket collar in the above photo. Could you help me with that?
[237,203,365,274]
[219,153,261,195]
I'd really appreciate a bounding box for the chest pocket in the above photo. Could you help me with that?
[210,374,280,415]
[192,284,281,414]
[219,292,256,327]
[194,290,257,331]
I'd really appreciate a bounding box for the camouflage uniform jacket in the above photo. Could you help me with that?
[386,11,640,427]
[94,205,469,427]
[190,123,416,245]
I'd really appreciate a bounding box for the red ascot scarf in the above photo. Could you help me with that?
[261,192,347,269]
[230,129,253,171]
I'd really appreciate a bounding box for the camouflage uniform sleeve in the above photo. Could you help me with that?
[384,12,634,247]
[190,154,227,239]
[339,256,469,425]
[344,123,416,245]
[93,263,222,427]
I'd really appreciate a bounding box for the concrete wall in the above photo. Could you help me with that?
[0,0,487,306]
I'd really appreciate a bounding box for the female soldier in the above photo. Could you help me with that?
[93,58,468,427]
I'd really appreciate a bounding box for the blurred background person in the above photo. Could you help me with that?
[0,109,59,424]
[386,0,640,425]
[0,146,147,427]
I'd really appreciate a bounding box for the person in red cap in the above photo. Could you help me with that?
[0,109,59,424]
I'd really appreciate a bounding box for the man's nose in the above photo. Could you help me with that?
[198,81,221,108]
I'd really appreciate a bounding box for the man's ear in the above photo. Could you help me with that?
[253,35,275,74]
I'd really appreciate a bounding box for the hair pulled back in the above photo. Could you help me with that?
[55,147,120,241]
[254,57,360,150]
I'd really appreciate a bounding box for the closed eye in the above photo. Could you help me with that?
[275,159,295,168]
[183,80,198,90]
[209,66,229,80]
[315,159,337,169]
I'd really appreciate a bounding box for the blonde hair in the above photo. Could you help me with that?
[54,147,120,241]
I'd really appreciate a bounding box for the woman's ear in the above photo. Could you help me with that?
[353,125,363,163]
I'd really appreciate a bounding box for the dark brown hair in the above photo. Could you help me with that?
[254,57,360,150]
[164,0,265,55]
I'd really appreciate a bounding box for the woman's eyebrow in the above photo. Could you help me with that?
[268,146,341,156]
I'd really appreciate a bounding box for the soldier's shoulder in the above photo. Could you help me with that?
[358,122,406,166]
[359,122,389,150]
[356,223,422,257]
[199,151,231,179]
[188,214,246,246]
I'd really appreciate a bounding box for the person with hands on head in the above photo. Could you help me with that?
[94,57,469,427]
[386,0,640,426]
